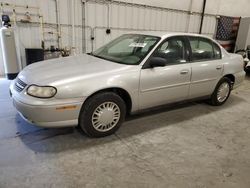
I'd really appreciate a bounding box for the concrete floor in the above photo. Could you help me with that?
[0,76,250,188]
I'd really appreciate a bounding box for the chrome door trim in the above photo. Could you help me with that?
[141,82,190,93]
[191,78,217,84]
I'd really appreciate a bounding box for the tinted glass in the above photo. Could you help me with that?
[189,37,214,61]
[213,43,221,59]
[152,37,186,64]
[92,34,160,65]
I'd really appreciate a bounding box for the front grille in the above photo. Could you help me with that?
[14,78,27,92]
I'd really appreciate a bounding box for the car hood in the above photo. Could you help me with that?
[18,54,130,85]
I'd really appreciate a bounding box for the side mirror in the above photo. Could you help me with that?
[244,57,249,63]
[149,57,166,68]
[246,61,250,67]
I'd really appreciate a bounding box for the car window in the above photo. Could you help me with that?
[213,43,222,59]
[141,37,159,53]
[92,34,160,65]
[108,38,136,54]
[152,37,186,64]
[189,37,216,61]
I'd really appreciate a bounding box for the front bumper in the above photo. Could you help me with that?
[10,81,85,127]
[13,97,83,127]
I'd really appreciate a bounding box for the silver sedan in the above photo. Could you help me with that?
[10,32,245,137]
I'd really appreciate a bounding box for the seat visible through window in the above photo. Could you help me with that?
[153,38,186,64]
[189,37,215,61]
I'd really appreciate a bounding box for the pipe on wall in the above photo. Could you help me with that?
[88,0,216,17]
[185,0,193,32]
[81,0,86,53]
[55,0,62,49]
[71,0,76,54]
[199,0,207,34]
[107,1,110,29]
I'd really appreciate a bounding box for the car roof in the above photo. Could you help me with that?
[127,31,213,40]
[126,31,229,57]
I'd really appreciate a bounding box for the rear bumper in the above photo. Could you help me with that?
[12,97,83,128]
[233,71,245,89]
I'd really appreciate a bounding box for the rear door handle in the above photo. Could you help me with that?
[180,70,189,74]
[216,66,222,70]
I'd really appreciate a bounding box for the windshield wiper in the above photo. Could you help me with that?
[89,53,106,60]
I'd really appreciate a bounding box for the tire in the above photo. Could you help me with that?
[79,92,126,137]
[245,66,250,73]
[209,77,232,106]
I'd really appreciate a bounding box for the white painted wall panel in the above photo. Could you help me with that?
[85,27,92,52]
[188,14,200,33]
[0,45,4,75]
[202,16,217,36]
[0,0,249,76]
[118,0,250,17]
[86,1,215,50]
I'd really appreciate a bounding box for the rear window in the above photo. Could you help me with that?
[189,37,221,61]
[213,43,222,59]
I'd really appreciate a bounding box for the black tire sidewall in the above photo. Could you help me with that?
[79,92,126,137]
[210,77,232,106]
[244,66,250,73]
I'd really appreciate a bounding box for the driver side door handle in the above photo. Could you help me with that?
[180,70,189,74]
[216,65,223,70]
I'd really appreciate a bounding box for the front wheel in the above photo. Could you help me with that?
[79,92,126,137]
[209,77,232,106]
[245,65,250,73]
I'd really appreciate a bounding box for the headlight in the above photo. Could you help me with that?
[27,85,57,98]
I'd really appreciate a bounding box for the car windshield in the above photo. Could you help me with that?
[91,34,160,65]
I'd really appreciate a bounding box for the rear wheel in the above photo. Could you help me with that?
[209,77,232,106]
[79,92,126,137]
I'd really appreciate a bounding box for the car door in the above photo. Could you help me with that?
[139,36,191,110]
[187,36,224,98]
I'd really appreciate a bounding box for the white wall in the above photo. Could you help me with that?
[85,0,217,52]
[0,0,249,76]
[121,0,250,17]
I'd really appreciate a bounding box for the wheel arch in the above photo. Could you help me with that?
[223,74,235,87]
[83,87,132,115]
